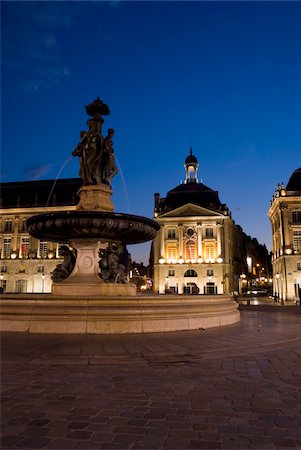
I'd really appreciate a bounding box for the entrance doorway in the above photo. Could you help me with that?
[204,282,217,294]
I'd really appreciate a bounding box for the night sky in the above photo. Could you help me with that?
[1,1,301,264]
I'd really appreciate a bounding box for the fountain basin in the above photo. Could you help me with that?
[0,294,240,334]
[27,211,160,244]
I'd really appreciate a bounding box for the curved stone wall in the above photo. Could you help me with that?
[0,294,239,334]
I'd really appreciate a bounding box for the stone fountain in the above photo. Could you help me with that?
[0,98,240,334]
[27,98,160,297]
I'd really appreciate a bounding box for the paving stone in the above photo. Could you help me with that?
[1,311,301,450]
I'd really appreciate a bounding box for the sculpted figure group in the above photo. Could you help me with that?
[72,115,117,186]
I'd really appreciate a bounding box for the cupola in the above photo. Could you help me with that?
[184,147,198,183]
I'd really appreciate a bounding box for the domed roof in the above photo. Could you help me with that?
[163,181,223,212]
[286,167,301,191]
[185,148,198,165]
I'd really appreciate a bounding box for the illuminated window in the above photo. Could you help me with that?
[204,243,215,261]
[166,246,177,261]
[167,228,176,239]
[185,240,196,260]
[293,231,301,251]
[205,227,214,238]
[39,241,48,258]
[168,268,175,276]
[292,211,301,223]
[2,238,11,259]
[20,237,29,259]
[184,269,197,277]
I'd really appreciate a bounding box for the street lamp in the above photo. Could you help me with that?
[42,273,45,293]
[275,272,280,302]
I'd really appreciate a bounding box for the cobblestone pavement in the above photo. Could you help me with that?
[1,310,301,450]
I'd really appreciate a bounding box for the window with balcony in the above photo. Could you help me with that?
[39,241,48,258]
[20,237,29,259]
[166,245,177,262]
[204,243,215,261]
[293,231,301,252]
[2,238,12,259]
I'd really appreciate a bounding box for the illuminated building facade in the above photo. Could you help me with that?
[152,150,240,295]
[0,178,81,293]
[268,167,301,303]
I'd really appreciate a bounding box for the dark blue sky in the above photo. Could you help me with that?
[1,1,301,263]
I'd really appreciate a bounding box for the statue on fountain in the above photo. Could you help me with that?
[72,98,117,187]
[51,246,77,282]
[99,242,128,284]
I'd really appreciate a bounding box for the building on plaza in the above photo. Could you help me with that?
[151,149,271,295]
[0,178,81,293]
[268,167,301,303]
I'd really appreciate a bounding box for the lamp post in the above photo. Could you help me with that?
[275,272,280,303]
[42,273,45,293]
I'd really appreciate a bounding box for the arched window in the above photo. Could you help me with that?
[185,240,196,261]
[184,269,197,277]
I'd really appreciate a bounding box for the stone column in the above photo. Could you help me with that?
[179,225,183,258]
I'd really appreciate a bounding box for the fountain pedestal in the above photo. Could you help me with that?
[52,238,136,296]
[76,184,114,211]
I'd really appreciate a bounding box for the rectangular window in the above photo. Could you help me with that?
[207,269,214,276]
[20,237,29,259]
[204,244,215,261]
[293,231,301,252]
[167,228,176,239]
[205,227,214,238]
[292,211,301,223]
[168,269,175,276]
[4,221,13,232]
[16,279,27,293]
[0,265,8,273]
[166,246,177,262]
[297,262,301,270]
[2,238,12,259]
[37,265,45,273]
[39,241,48,258]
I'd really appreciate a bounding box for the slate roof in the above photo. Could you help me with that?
[286,167,301,192]
[0,178,81,209]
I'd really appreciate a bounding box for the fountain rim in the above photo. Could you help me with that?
[26,210,160,245]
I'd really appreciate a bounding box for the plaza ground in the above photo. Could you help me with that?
[1,307,301,450]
